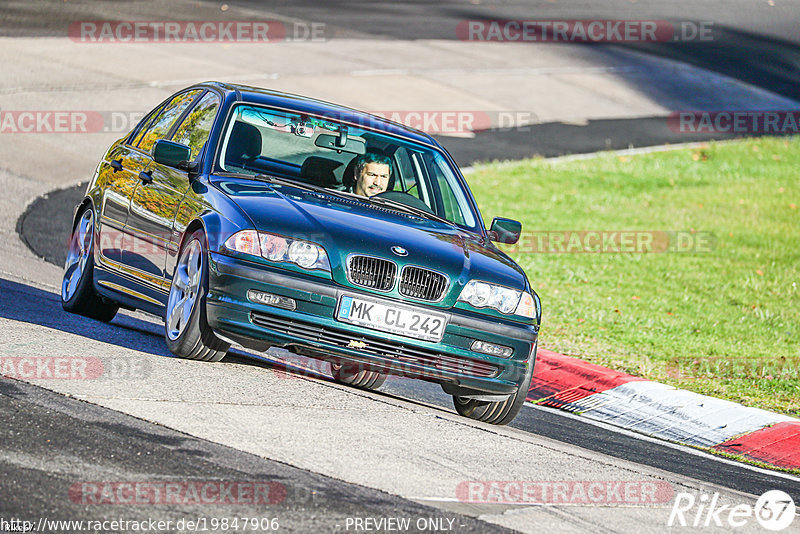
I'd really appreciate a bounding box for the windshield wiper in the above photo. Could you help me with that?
[253,173,313,190]
[366,195,456,227]
[221,172,355,199]
[220,172,456,226]
[222,171,327,194]
[252,175,369,203]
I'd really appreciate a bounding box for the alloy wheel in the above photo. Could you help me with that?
[62,209,94,302]
[166,239,203,340]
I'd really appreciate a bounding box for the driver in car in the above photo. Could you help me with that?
[352,152,392,197]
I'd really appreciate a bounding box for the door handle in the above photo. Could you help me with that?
[110,159,123,172]
[138,171,153,185]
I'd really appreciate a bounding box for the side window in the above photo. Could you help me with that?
[431,163,465,225]
[409,151,433,207]
[393,147,415,192]
[137,89,202,153]
[129,102,166,147]
[171,92,221,160]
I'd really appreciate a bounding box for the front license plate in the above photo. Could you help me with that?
[337,295,447,342]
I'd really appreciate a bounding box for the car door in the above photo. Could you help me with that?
[121,89,202,287]
[125,90,220,289]
[96,103,165,266]
[163,91,222,281]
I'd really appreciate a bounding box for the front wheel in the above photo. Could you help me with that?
[453,341,537,425]
[61,207,118,322]
[165,230,230,362]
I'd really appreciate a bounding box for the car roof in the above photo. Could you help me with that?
[195,81,438,146]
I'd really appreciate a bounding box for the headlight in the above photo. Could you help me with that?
[458,280,521,315]
[224,230,261,256]
[514,291,537,319]
[260,233,289,262]
[224,230,330,272]
[288,240,319,268]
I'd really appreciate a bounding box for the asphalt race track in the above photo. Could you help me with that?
[2,1,800,532]
[0,377,507,534]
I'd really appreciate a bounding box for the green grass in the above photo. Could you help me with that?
[467,138,800,417]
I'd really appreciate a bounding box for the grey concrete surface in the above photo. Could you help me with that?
[0,378,513,534]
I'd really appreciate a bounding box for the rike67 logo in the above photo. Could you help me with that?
[669,490,796,531]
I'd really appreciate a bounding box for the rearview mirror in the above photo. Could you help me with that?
[153,140,192,169]
[314,133,365,155]
[488,217,522,244]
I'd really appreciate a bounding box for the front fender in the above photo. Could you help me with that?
[167,177,254,277]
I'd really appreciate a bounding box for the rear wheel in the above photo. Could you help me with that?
[453,341,537,425]
[331,362,387,390]
[61,207,118,322]
[165,230,229,362]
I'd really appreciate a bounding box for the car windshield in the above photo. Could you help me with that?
[216,104,479,230]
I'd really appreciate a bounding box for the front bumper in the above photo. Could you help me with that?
[206,252,538,395]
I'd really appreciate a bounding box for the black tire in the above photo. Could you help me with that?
[453,340,537,425]
[331,362,387,390]
[61,207,119,323]
[164,230,230,362]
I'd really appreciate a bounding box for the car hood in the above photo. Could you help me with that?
[213,177,527,306]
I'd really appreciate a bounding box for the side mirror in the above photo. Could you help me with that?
[153,140,192,169]
[488,217,522,244]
